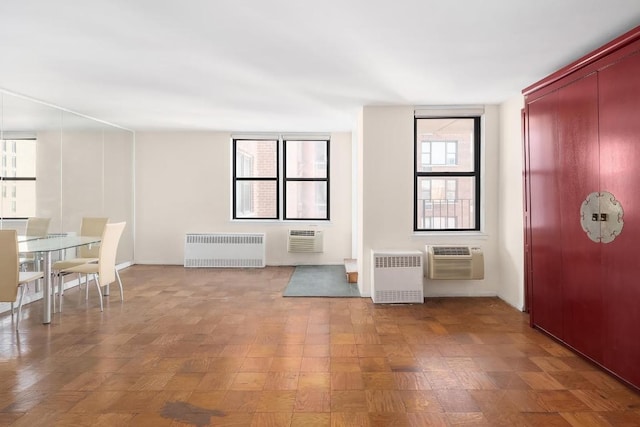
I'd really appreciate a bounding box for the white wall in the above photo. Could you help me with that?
[497,94,525,310]
[135,131,353,265]
[358,105,501,298]
[134,104,526,308]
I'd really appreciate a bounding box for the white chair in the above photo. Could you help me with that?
[60,222,126,312]
[0,230,44,330]
[53,217,109,304]
[19,217,52,271]
[25,217,51,237]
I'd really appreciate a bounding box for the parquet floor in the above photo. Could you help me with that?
[0,265,639,426]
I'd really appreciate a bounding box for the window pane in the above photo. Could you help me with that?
[235,140,277,177]
[285,181,327,219]
[235,180,277,218]
[416,177,475,230]
[0,180,36,217]
[285,140,327,178]
[431,142,446,165]
[4,140,37,177]
[416,118,475,172]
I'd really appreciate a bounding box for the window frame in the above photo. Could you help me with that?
[1,138,37,220]
[232,138,280,220]
[283,139,330,221]
[413,116,481,232]
[232,136,330,221]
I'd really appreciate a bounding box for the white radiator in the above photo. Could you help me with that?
[184,233,265,268]
[371,250,424,304]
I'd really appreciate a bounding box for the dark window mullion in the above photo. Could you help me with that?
[473,117,481,229]
[1,177,37,181]
[417,172,476,178]
[236,177,278,181]
[284,177,328,182]
[282,139,287,221]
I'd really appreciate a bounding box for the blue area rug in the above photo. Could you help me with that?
[283,265,360,297]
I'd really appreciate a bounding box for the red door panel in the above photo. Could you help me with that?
[527,91,564,339]
[523,109,533,315]
[599,50,640,388]
[557,73,603,362]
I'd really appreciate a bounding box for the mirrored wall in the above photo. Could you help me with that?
[0,91,134,264]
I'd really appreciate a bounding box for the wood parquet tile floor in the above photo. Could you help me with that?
[0,265,639,426]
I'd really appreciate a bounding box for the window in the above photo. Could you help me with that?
[232,139,278,219]
[232,137,330,221]
[283,139,329,220]
[414,117,480,231]
[1,139,37,219]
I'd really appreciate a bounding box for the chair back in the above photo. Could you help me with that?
[79,217,109,258]
[26,217,51,237]
[0,230,19,302]
[97,222,126,285]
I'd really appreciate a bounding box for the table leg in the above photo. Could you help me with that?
[42,251,52,324]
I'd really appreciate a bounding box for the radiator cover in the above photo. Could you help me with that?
[184,233,265,268]
[371,250,424,304]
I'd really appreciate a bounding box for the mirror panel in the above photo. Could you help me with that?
[0,91,134,265]
[104,127,134,263]
[60,111,106,232]
[1,93,62,232]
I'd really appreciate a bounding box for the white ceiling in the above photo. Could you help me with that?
[1,0,640,132]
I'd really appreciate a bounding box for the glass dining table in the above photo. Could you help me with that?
[18,235,101,324]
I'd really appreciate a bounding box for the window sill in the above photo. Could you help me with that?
[230,218,331,225]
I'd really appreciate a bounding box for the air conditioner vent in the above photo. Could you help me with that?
[432,246,470,256]
[288,229,323,253]
[289,229,316,237]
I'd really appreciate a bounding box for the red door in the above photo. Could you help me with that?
[527,91,564,339]
[599,50,640,388]
[557,73,603,362]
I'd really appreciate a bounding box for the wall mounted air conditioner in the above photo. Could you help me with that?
[288,229,324,253]
[371,250,424,303]
[426,246,484,280]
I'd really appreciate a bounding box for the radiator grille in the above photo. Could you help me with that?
[186,234,264,245]
[374,255,422,269]
[374,289,424,304]
[184,233,265,268]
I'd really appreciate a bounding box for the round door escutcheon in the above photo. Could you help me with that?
[579,191,624,243]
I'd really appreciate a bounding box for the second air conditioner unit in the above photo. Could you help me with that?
[288,229,324,253]
[427,245,484,280]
